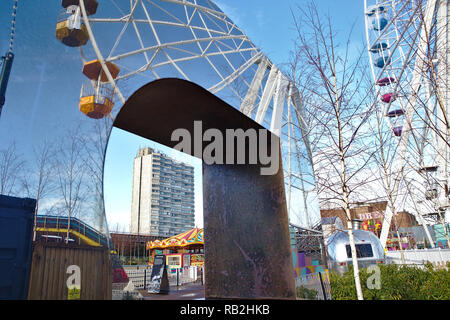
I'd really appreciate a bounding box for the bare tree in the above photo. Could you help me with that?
[368,104,411,260]
[21,142,55,241]
[54,129,88,243]
[0,142,26,196]
[289,2,379,300]
[82,117,113,243]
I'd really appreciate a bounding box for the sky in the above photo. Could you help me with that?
[0,0,368,233]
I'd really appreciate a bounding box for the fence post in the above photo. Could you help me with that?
[144,269,147,290]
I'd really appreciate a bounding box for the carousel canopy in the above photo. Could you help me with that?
[146,227,203,250]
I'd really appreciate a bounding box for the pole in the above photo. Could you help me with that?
[1,0,18,117]
[144,269,147,290]
[0,52,14,116]
[319,272,327,300]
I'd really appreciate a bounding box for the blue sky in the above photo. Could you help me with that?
[0,0,368,232]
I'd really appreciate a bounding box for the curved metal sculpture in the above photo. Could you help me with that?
[114,78,296,299]
[1,0,321,299]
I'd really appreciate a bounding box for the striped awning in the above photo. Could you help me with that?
[146,227,203,250]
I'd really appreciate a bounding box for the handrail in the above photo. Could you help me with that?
[35,215,108,246]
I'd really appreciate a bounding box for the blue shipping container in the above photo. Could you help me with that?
[0,195,36,300]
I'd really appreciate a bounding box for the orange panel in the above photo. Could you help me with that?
[82,60,120,82]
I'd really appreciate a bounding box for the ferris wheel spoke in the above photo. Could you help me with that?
[88,18,231,37]
[107,34,247,62]
[106,2,139,60]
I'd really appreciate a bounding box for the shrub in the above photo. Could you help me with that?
[296,286,319,300]
[330,263,450,300]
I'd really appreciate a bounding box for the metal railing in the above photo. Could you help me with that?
[35,215,109,246]
[123,265,202,290]
[122,265,152,289]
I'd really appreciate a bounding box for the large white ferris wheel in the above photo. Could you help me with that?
[364,0,449,247]
[54,0,320,228]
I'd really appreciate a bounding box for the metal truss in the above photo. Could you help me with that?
[290,222,326,264]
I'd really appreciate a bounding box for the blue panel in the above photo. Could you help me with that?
[0,195,36,300]
[374,56,391,68]
[372,17,388,31]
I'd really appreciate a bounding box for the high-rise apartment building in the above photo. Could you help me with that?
[130,147,195,237]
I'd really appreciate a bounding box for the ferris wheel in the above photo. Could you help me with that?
[53,0,321,228]
[364,0,449,247]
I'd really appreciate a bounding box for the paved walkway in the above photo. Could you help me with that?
[140,282,205,300]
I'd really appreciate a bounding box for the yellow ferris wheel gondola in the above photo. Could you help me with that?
[78,59,120,119]
[79,81,114,119]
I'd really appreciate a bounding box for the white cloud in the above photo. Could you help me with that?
[214,0,244,27]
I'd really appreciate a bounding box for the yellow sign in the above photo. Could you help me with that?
[190,254,204,266]
[68,286,81,300]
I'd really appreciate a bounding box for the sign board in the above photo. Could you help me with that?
[167,254,182,268]
[183,254,190,267]
[147,255,169,294]
[190,254,204,266]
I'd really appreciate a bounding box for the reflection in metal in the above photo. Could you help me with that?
[1,0,320,281]
[61,0,320,233]
[364,0,449,248]
[79,80,115,119]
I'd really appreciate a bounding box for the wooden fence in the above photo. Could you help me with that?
[27,242,112,300]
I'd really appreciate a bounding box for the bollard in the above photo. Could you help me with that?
[201,267,204,286]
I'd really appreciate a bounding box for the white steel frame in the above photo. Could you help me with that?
[364,0,449,248]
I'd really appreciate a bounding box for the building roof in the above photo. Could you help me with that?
[146,227,203,249]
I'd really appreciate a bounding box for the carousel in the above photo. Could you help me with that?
[146,227,204,268]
